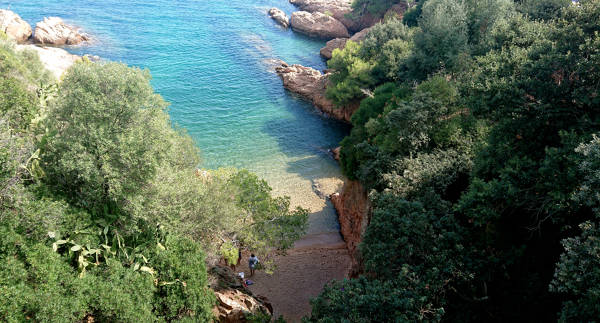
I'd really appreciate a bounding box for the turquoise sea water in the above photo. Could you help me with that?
[3,0,350,213]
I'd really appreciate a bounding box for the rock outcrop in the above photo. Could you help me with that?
[0,9,32,43]
[331,146,341,161]
[320,37,348,59]
[275,62,358,122]
[209,266,273,322]
[290,11,349,39]
[349,26,372,42]
[268,8,290,28]
[16,44,81,79]
[289,0,356,31]
[319,26,372,59]
[33,17,89,45]
[331,181,371,277]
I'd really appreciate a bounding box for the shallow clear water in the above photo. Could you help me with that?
[3,0,349,232]
[3,1,349,200]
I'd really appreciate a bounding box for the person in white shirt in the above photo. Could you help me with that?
[248,254,259,276]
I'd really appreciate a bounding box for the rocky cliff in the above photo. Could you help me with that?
[275,62,359,122]
[330,180,371,277]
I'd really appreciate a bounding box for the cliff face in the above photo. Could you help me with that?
[330,180,371,277]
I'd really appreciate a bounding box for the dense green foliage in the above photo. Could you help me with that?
[308,0,600,321]
[0,36,307,321]
[351,0,403,15]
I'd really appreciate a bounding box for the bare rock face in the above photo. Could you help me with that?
[268,8,290,28]
[290,11,349,39]
[319,26,372,60]
[289,0,356,30]
[16,44,81,79]
[331,180,371,277]
[349,25,372,42]
[320,37,348,59]
[209,266,273,322]
[0,9,32,43]
[34,17,89,45]
[275,61,358,122]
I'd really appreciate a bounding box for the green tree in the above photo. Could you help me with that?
[326,41,377,105]
[41,61,175,215]
[410,0,469,79]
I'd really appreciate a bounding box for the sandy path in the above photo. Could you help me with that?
[247,232,351,322]
[245,177,351,322]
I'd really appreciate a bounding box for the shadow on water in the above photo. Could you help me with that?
[260,95,351,181]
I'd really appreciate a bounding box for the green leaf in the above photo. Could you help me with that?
[71,245,82,252]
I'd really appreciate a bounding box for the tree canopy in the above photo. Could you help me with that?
[307,0,600,321]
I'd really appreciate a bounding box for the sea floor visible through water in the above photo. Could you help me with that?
[1,0,352,235]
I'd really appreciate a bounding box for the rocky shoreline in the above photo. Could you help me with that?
[275,62,359,123]
[267,0,403,123]
[1,10,89,45]
[267,0,409,280]
[1,9,97,80]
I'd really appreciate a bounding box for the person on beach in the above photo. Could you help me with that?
[248,254,259,276]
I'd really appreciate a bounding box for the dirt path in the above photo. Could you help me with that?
[247,232,351,322]
[240,176,351,321]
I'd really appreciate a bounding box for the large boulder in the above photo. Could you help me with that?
[349,26,372,42]
[275,61,358,122]
[268,8,289,28]
[320,37,348,59]
[33,17,89,45]
[290,11,349,39]
[290,0,355,29]
[0,9,32,43]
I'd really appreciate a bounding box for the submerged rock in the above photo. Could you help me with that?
[275,61,358,122]
[290,11,349,39]
[34,17,89,45]
[0,9,32,43]
[17,44,81,79]
[268,8,290,28]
